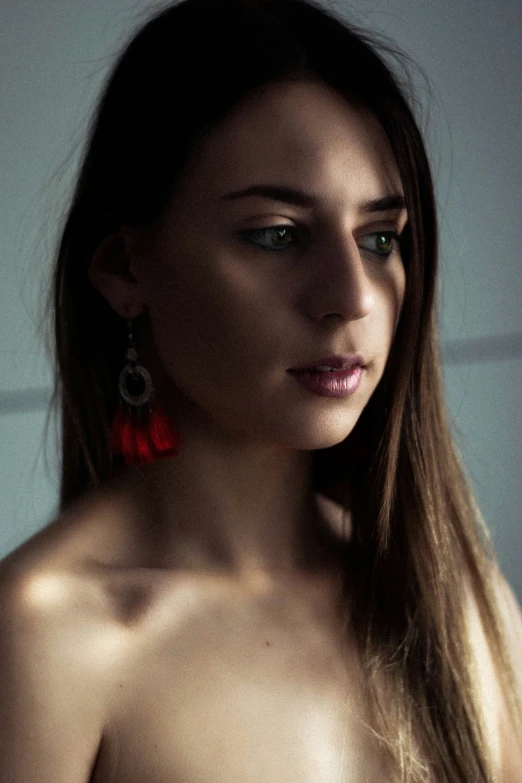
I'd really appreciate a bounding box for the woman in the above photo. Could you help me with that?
[1,0,521,780]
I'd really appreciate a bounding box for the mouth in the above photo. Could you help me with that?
[287,364,364,398]
[288,354,366,372]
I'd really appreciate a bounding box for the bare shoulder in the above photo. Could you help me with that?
[0,479,148,668]
[462,564,522,781]
[490,567,522,671]
[465,565,522,699]
[488,567,522,729]
[0,497,134,782]
[489,567,522,781]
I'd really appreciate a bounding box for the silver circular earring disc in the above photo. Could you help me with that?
[118,363,153,407]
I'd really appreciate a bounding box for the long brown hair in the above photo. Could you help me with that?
[43,0,521,778]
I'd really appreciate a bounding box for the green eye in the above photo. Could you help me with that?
[239,226,400,259]
[377,234,392,252]
[239,225,298,252]
[359,232,399,259]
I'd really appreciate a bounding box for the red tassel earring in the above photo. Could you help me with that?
[111,319,181,466]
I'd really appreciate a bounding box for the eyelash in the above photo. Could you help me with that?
[238,225,401,259]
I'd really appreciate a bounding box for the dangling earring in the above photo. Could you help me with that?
[110,319,181,466]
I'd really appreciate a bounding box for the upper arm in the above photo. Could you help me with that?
[491,569,522,781]
[491,569,522,695]
[465,566,522,782]
[0,570,109,782]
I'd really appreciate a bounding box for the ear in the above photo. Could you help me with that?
[88,231,145,320]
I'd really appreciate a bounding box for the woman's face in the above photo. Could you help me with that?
[130,79,408,451]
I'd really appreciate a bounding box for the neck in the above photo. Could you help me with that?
[114,432,347,581]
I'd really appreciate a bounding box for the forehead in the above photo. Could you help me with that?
[174,80,404,211]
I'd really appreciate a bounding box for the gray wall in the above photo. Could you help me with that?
[1,0,520,597]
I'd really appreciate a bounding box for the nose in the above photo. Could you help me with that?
[303,229,376,322]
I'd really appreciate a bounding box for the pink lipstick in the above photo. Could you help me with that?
[287,365,364,398]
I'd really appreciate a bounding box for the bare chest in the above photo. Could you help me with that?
[92,583,391,783]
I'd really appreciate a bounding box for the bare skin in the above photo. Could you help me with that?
[1,481,392,782]
[1,79,521,781]
[2,483,521,783]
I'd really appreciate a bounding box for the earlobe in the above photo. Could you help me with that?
[88,232,144,320]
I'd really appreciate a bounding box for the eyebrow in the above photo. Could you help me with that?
[222,184,407,214]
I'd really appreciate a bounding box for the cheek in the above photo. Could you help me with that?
[386,259,406,335]
[142,250,279,386]
[372,265,406,370]
[395,265,407,328]
[148,265,228,368]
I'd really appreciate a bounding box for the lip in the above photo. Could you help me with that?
[288,354,365,371]
[288,365,364,398]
